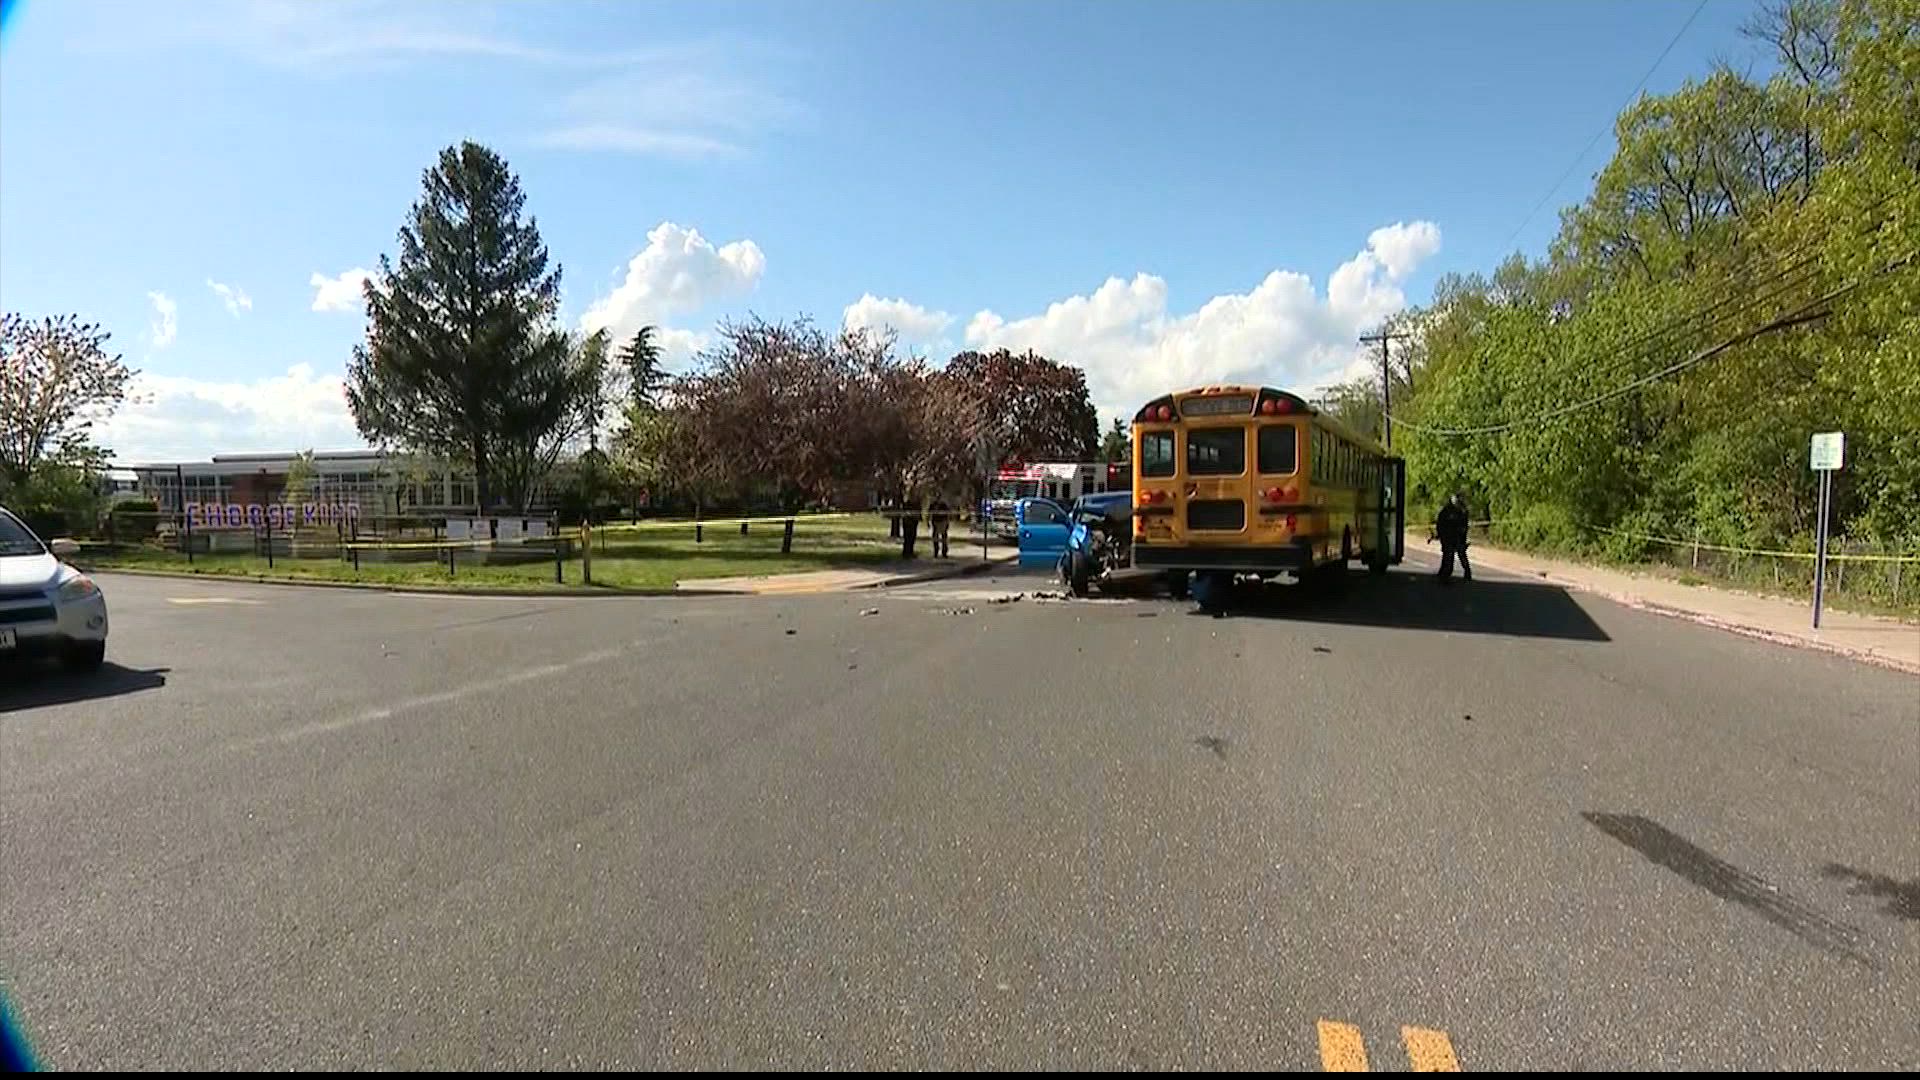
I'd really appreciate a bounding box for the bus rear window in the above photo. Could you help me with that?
[1186,428,1244,475]
[1258,426,1297,475]
[1140,431,1175,477]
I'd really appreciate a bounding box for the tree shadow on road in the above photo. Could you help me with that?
[1583,812,1867,962]
[1183,570,1611,642]
[0,663,170,713]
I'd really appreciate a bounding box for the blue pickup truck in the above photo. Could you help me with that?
[1016,492,1172,596]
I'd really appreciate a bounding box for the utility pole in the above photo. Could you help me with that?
[1358,329,1412,450]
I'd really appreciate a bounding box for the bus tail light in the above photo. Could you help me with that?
[1286,513,1297,531]
[1264,486,1284,503]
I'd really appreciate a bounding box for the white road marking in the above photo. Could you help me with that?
[247,644,630,746]
[166,597,264,606]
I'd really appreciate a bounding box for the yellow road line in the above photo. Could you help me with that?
[1402,1026,1460,1072]
[1317,1020,1370,1072]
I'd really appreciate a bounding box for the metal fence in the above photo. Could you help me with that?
[1447,518,1920,614]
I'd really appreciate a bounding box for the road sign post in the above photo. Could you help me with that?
[1810,432,1845,630]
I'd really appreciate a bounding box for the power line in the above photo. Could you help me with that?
[1357,329,1412,450]
[1537,176,1919,386]
[1499,0,1711,257]
[1387,252,1914,437]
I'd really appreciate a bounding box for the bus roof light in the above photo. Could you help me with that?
[1156,404,1173,421]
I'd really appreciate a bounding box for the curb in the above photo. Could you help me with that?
[1413,549,1920,677]
[861,555,1020,590]
[1578,586,1918,676]
[90,566,725,598]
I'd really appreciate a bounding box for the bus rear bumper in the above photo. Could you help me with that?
[1133,543,1315,574]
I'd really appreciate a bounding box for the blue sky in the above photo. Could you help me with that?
[0,0,1766,461]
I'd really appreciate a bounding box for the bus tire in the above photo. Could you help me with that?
[1165,570,1190,599]
[1368,550,1390,575]
[1067,551,1093,597]
[1340,527,1354,565]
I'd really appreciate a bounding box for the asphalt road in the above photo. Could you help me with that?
[2,559,1916,1070]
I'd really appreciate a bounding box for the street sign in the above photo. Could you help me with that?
[1809,431,1845,629]
[1810,431,1845,471]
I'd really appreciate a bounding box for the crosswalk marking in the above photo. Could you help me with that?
[1317,1020,1370,1071]
[1402,1026,1461,1072]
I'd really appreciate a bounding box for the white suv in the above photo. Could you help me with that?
[0,506,109,671]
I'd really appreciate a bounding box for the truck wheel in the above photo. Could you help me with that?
[1068,551,1093,597]
[1165,570,1190,599]
[1191,571,1231,613]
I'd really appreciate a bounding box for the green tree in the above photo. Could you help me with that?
[1099,416,1129,462]
[619,326,667,414]
[345,141,573,513]
[1391,0,1919,569]
[0,313,134,499]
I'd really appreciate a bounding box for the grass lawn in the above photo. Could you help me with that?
[81,512,964,591]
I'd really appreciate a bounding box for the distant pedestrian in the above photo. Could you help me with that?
[930,497,952,558]
[1433,492,1472,583]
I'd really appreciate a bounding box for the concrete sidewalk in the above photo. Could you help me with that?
[1405,533,1920,674]
[683,549,1019,595]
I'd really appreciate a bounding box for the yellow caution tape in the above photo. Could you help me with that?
[1584,524,1920,563]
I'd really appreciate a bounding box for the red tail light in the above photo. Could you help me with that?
[1285,513,1297,531]
[1264,486,1283,502]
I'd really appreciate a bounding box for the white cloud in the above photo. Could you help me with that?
[206,279,253,317]
[309,268,373,313]
[842,294,954,353]
[579,222,765,366]
[958,221,1442,420]
[146,292,178,349]
[1364,221,1443,279]
[98,363,364,463]
[538,54,799,158]
[534,125,741,159]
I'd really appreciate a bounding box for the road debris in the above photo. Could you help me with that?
[860,607,880,616]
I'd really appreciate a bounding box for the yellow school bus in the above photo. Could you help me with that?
[1131,385,1404,595]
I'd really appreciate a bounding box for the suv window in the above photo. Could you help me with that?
[0,510,46,555]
